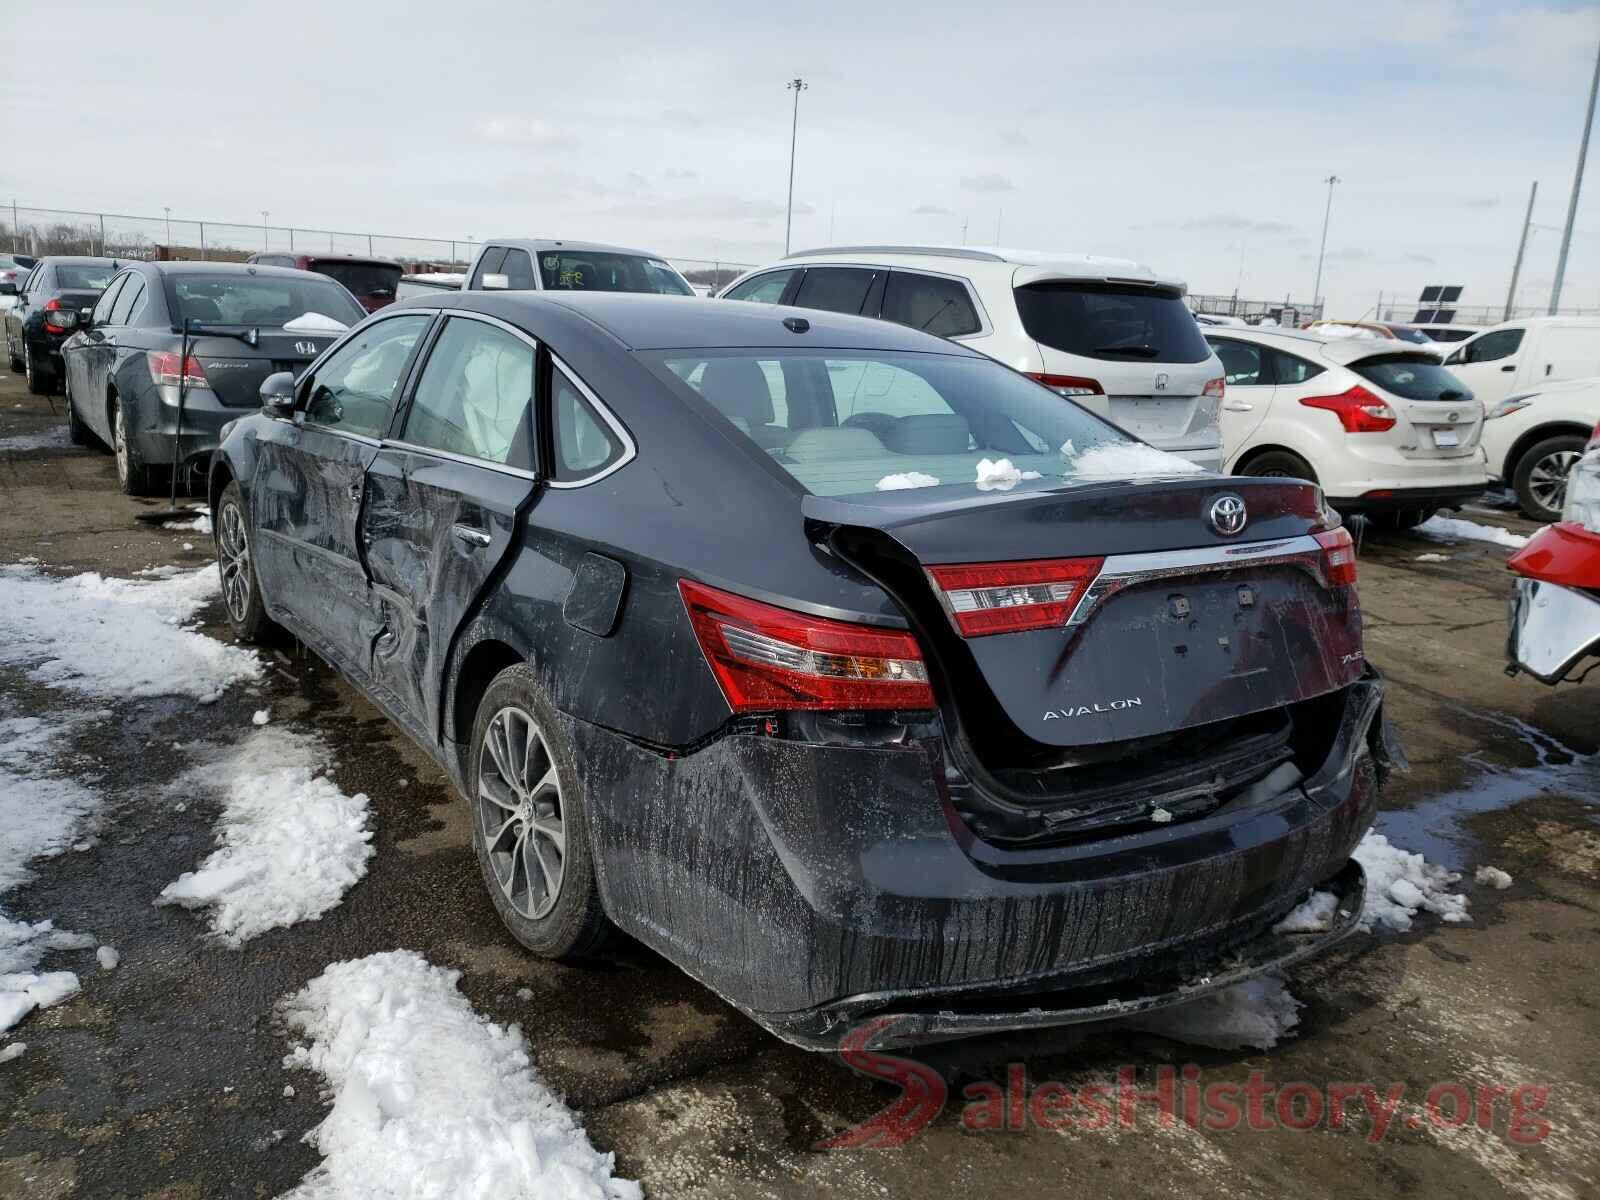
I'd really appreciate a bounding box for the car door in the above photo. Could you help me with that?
[1524,325,1600,391]
[1206,336,1274,460]
[248,312,433,672]
[360,313,543,738]
[1444,327,1524,407]
[69,272,130,439]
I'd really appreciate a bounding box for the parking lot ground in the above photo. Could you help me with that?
[1,370,1597,1200]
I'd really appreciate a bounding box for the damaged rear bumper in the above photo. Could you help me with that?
[568,671,1394,1052]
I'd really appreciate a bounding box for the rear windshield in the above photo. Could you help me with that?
[1351,355,1472,402]
[310,260,402,299]
[645,349,1202,499]
[1015,282,1212,364]
[537,251,692,296]
[56,264,116,290]
[1384,325,1434,345]
[163,274,366,328]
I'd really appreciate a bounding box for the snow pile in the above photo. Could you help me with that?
[277,951,640,1200]
[875,472,940,491]
[1068,442,1205,479]
[282,312,350,334]
[1312,323,1383,340]
[158,729,373,945]
[164,513,212,534]
[1275,831,1470,936]
[0,563,260,702]
[1121,975,1302,1050]
[0,1042,24,1063]
[1417,515,1530,550]
[1475,866,1513,890]
[1415,553,1450,563]
[96,946,120,970]
[1273,890,1340,933]
[975,458,1041,491]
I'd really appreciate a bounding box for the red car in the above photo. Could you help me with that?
[1507,420,1600,685]
[246,253,401,313]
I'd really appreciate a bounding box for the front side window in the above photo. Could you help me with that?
[1207,337,1265,386]
[91,274,129,325]
[110,278,146,326]
[305,314,431,438]
[164,274,365,328]
[536,250,692,295]
[881,272,981,337]
[551,365,625,482]
[723,269,795,304]
[1015,282,1213,364]
[1463,328,1524,364]
[469,247,508,288]
[791,267,877,316]
[404,318,534,465]
[499,249,537,290]
[648,349,1147,498]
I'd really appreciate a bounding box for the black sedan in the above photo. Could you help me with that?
[60,261,365,495]
[208,290,1396,1049]
[5,256,118,395]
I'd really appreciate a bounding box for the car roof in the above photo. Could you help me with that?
[779,243,1183,288]
[254,252,401,267]
[481,237,674,260]
[400,290,986,355]
[1203,324,1444,365]
[146,260,332,280]
[35,255,120,266]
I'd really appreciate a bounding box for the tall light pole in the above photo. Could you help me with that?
[784,78,807,256]
[261,210,270,252]
[1505,181,1538,321]
[1311,174,1340,311]
[163,206,172,247]
[1551,39,1600,315]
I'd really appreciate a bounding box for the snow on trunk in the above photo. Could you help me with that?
[277,951,640,1200]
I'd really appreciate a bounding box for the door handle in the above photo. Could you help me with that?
[1500,364,1515,372]
[1222,400,1254,412]
[452,524,492,548]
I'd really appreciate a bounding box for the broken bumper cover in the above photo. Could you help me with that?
[1507,575,1600,684]
[570,672,1392,1052]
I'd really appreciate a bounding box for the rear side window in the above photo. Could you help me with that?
[550,365,625,482]
[792,267,877,316]
[723,269,795,304]
[1351,356,1471,402]
[1463,328,1523,363]
[1208,337,1265,385]
[111,278,147,326]
[1014,282,1212,364]
[882,272,981,337]
[404,317,535,465]
[1270,350,1324,385]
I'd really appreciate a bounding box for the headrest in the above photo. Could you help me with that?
[699,359,775,426]
[883,413,971,455]
[784,427,886,463]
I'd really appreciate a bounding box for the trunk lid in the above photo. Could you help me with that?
[187,330,338,407]
[1327,346,1483,460]
[809,475,1364,751]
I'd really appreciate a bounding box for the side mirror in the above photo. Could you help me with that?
[260,371,297,418]
[480,272,510,290]
[78,307,92,327]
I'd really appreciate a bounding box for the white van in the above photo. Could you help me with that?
[719,246,1226,471]
[1442,317,1600,408]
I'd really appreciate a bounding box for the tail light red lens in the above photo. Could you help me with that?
[1300,384,1397,433]
[679,580,934,712]
[1202,376,1226,400]
[1026,372,1104,398]
[1313,527,1358,587]
[925,557,1105,637]
[1588,420,1599,450]
[146,351,208,389]
[41,298,75,333]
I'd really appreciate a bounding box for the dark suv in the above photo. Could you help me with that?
[247,253,402,313]
[5,256,119,395]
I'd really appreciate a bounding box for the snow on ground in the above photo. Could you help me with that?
[1068,441,1206,479]
[1273,830,1470,936]
[875,471,940,491]
[1121,975,1302,1051]
[163,513,213,534]
[1417,515,1531,550]
[0,562,260,702]
[0,426,72,452]
[157,729,373,946]
[1475,865,1513,890]
[277,950,640,1200]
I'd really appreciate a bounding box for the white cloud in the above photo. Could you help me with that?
[960,172,1015,194]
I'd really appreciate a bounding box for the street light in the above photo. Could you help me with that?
[261,210,270,252]
[784,78,808,256]
[1551,38,1600,315]
[163,206,171,247]
[1311,175,1339,312]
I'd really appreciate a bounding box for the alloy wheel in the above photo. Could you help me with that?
[476,706,566,921]
[217,501,252,624]
[113,404,129,484]
[1527,449,1580,515]
[23,344,31,386]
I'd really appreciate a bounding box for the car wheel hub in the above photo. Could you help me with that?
[218,502,251,623]
[1529,450,1580,513]
[477,705,565,921]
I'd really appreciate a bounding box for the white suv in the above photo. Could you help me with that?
[718,246,1225,471]
[1205,326,1489,527]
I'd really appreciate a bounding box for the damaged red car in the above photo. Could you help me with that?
[209,291,1398,1049]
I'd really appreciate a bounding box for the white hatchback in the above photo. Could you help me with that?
[719,246,1226,471]
[1205,326,1489,527]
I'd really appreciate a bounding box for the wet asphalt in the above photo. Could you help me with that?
[1,371,1597,1200]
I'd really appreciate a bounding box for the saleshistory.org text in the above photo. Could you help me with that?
[819,1018,1553,1149]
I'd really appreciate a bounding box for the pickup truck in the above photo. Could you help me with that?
[460,238,695,296]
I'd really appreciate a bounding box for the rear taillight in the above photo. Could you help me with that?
[146,351,209,389]
[925,558,1104,637]
[1588,420,1599,450]
[41,298,75,333]
[1026,372,1104,398]
[1300,384,1397,433]
[679,580,934,712]
[1313,527,1358,587]
[1203,376,1226,400]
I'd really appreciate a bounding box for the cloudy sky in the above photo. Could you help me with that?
[5,0,1599,319]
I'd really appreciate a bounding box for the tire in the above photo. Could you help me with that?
[111,395,161,496]
[6,331,21,373]
[1239,449,1318,484]
[469,664,609,959]
[1512,434,1586,524]
[1365,506,1436,532]
[24,343,54,395]
[65,374,92,447]
[214,480,276,643]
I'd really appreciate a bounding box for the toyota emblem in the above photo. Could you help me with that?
[1208,493,1248,537]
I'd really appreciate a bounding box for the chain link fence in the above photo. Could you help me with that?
[1375,297,1600,326]
[1188,293,1323,326]
[1,203,755,286]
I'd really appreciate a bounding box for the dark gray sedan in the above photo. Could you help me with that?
[60,261,365,494]
[5,256,118,395]
[207,290,1394,1049]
